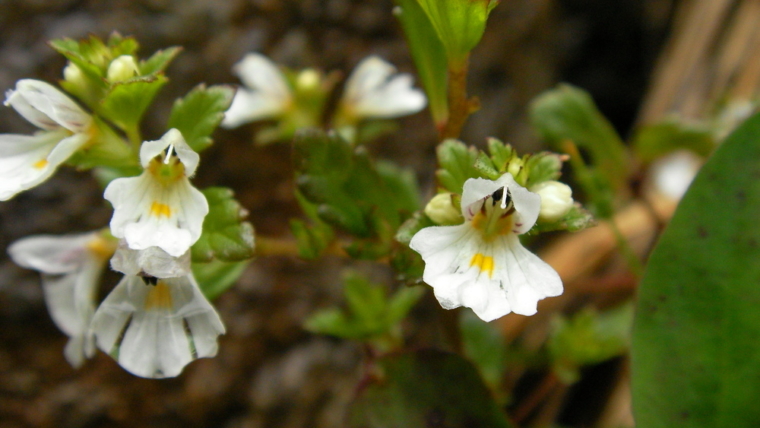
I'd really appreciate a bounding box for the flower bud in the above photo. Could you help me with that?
[424,193,462,225]
[296,69,321,92]
[532,181,573,222]
[107,55,139,83]
[507,157,524,182]
[63,62,85,86]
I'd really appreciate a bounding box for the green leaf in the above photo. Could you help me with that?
[460,310,508,392]
[633,119,715,163]
[167,84,235,152]
[387,286,425,324]
[393,0,449,125]
[631,111,760,427]
[139,46,182,76]
[530,84,629,191]
[415,0,495,64]
[99,75,168,131]
[294,129,417,245]
[192,187,256,262]
[524,151,564,188]
[304,271,423,343]
[548,303,632,384]
[290,190,336,259]
[348,349,513,428]
[531,204,596,234]
[395,211,435,245]
[435,139,482,194]
[192,259,250,300]
[376,160,421,215]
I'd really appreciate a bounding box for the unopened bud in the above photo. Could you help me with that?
[532,181,573,222]
[107,55,139,83]
[63,62,86,86]
[424,193,462,225]
[507,157,524,181]
[296,69,321,92]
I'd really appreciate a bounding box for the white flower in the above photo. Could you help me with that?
[110,241,191,279]
[531,181,574,222]
[8,231,114,367]
[0,79,93,200]
[90,273,225,378]
[104,129,209,257]
[339,56,426,121]
[410,173,563,321]
[221,53,292,128]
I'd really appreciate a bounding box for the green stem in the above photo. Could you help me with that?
[126,126,142,153]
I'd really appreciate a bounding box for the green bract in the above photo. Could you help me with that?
[168,84,235,153]
[415,0,498,65]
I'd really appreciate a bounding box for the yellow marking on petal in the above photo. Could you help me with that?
[150,202,172,218]
[144,281,173,310]
[470,253,495,278]
[33,159,49,169]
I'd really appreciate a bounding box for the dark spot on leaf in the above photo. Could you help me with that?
[658,295,667,302]
[749,238,758,249]
[697,226,708,238]
[736,190,746,202]
[680,410,690,420]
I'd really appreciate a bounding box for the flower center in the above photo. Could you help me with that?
[471,187,516,241]
[147,154,186,185]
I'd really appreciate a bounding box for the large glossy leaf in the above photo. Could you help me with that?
[631,112,760,427]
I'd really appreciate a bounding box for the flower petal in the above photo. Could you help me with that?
[9,231,107,367]
[110,242,191,278]
[91,275,225,378]
[221,88,286,128]
[6,80,91,133]
[0,130,73,201]
[104,173,209,257]
[233,53,291,103]
[493,234,563,315]
[342,56,426,119]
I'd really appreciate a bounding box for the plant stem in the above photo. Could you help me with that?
[440,56,476,140]
[126,126,142,153]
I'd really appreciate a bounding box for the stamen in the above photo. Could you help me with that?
[141,275,158,286]
[500,187,509,209]
[164,143,175,164]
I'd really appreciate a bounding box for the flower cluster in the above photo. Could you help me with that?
[4,80,225,377]
[222,53,426,143]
